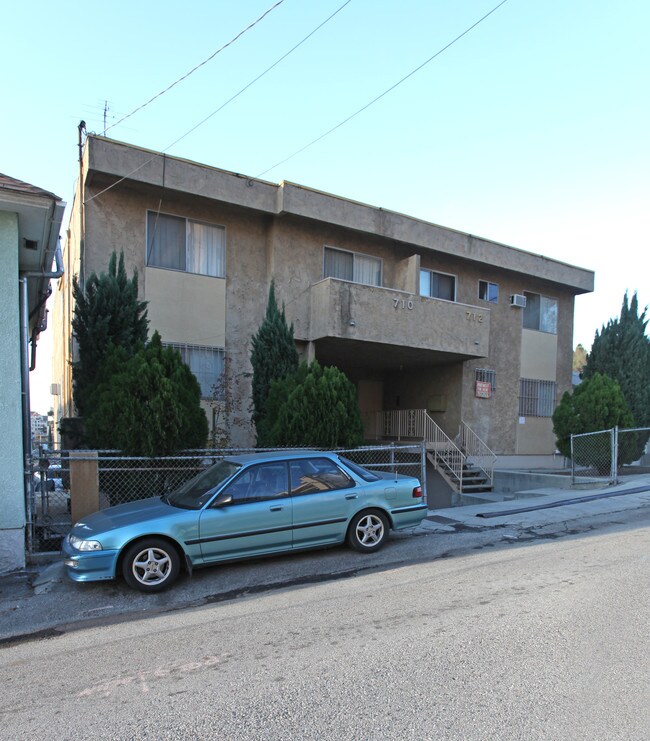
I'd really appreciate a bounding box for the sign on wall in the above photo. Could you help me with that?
[475,381,492,399]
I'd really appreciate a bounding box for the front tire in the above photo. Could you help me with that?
[122,538,181,593]
[347,510,389,553]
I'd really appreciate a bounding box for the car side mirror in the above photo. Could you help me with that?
[213,491,233,507]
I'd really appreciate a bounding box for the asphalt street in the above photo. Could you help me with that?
[1,477,649,645]
[0,508,648,740]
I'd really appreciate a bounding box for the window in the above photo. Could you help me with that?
[323,247,381,286]
[523,292,557,334]
[289,457,354,495]
[475,368,497,392]
[519,378,557,417]
[478,280,499,303]
[420,269,456,301]
[221,463,289,504]
[164,343,224,398]
[147,212,225,278]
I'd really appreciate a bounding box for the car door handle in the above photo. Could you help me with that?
[269,506,283,512]
[345,494,358,500]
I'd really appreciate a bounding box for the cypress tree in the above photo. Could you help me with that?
[552,372,635,461]
[85,332,208,456]
[250,281,299,442]
[583,292,650,426]
[264,361,365,448]
[72,251,148,417]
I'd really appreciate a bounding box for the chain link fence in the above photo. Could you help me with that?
[571,426,650,485]
[26,443,426,555]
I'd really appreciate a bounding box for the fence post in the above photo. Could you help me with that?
[570,433,575,485]
[420,440,427,508]
[390,443,396,475]
[611,426,618,485]
[70,451,100,522]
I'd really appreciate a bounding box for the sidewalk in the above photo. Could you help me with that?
[1,474,649,644]
[419,473,650,534]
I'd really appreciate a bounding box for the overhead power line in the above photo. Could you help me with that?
[257,0,510,177]
[85,0,353,205]
[105,0,287,134]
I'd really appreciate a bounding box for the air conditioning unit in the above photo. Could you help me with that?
[510,294,527,308]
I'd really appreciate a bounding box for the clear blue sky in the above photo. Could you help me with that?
[4,0,648,412]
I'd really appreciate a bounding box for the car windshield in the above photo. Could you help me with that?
[166,460,241,509]
[338,457,380,482]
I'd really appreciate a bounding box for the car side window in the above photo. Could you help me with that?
[290,457,354,496]
[220,463,289,504]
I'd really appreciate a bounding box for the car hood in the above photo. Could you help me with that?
[71,497,180,537]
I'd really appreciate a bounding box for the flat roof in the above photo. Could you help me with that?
[84,136,594,294]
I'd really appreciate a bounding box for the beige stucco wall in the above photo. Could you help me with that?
[308,278,490,357]
[516,417,557,455]
[52,137,591,454]
[145,267,226,346]
[517,327,558,453]
[520,328,558,380]
[51,177,84,436]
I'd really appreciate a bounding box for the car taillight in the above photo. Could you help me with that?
[412,485,423,498]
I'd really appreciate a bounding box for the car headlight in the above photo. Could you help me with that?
[68,534,103,551]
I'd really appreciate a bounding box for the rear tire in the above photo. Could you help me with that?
[347,510,389,553]
[122,538,181,593]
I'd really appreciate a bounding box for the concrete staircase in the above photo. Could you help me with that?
[364,409,496,496]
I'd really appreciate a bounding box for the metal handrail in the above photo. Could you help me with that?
[458,420,496,488]
[376,409,466,490]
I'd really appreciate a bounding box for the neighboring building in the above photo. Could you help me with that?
[52,136,593,465]
[0,174,65,572]
[31,412,51,449]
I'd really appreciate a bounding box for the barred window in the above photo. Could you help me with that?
[519,378,557,417]
[164,343,225,398]
[475,368,496,391]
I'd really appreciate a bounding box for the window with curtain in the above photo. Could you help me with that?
[420,269,456,301]
[164,342,225,398]
[523,292,557,333]
[147,212,225,278]
[323,247,381,287]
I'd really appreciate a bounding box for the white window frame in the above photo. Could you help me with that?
[522,291,558,334]
[478,280,499,304]
[163,342,225,399]
[323,246,382,287]
[419,268,457,302]
[146,210,226,278]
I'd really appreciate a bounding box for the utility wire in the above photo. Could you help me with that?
[105,0,286,134]
[85,0,352,204]
[257,0,510,177]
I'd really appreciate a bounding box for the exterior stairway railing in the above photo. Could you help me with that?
[365,409,466,492]
[457,421,496,490]
[363,409,496,493]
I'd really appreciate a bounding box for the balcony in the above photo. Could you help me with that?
[304,278,490,360]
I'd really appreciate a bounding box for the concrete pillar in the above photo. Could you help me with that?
[70,451,99,523]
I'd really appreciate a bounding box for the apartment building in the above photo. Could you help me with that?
[52,136,594,459]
